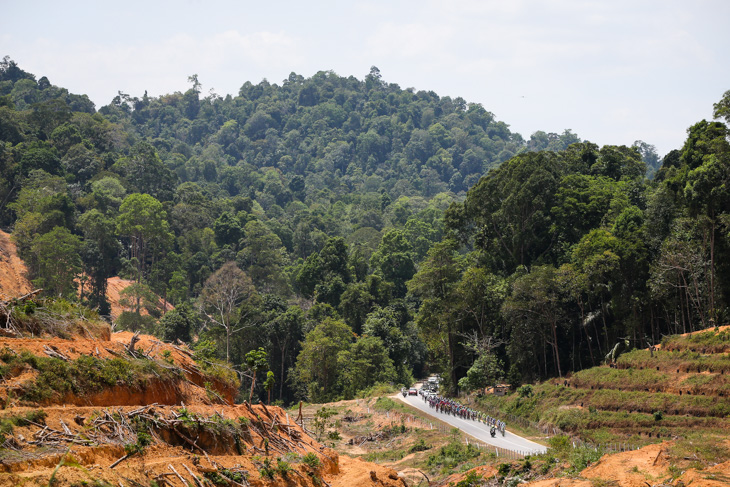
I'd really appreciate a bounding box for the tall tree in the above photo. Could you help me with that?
[370,229,416,299]
[200,262,257,362]
[78,209,121,315]
[111,142,177,201]
[116,193,173,285]
[503,265,566,379]
[292,318,353,402]
[458,151,565,273]
[29,226,81,299]
[409,239,463,393]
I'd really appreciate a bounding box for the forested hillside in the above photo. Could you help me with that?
[1,55,726,407]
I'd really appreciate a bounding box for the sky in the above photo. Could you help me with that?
[2,0,729,157]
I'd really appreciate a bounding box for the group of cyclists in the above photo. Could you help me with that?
[418,389,506,437]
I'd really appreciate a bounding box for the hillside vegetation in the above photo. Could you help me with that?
[1,55,730,413]
[476,328,730,465]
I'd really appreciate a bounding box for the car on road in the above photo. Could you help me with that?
[408,388,418,395]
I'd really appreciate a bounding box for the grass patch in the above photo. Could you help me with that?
[499,383,728,419]
[544,435,605,475]
[373,396,399,411]
[357,383,400,398]
[427,440,481,473]
[472,379,730,447]
[0,298,109,340]
[668,434,730,467]
[662,329,730,353]
[617,349,730,374]
[363,448,407,462]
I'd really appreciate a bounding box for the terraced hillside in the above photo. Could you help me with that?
[477,327,730,467]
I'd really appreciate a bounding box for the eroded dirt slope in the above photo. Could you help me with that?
[106,276,173,320]
[444,442,730,487]
[0,331,237,407]
[0,229,31,301]
[0,402,406,487]
[0,324,405,485]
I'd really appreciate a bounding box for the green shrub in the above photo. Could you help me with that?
[4,351,182,403]
[518,384,533,398]
[204,468,247,486]
[548,435,571,452]
[258,458,276,480]
[383,422,408,436]
[302,452,321,470]
[454,471,483,487]
[427,441,481,470]
[374,396,398,411]
[276,458,292,477]
[566,445,604,474]
[408,438,430,453]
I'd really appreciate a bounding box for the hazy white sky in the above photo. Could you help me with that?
[3,0,729,156]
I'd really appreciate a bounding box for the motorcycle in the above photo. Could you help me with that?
[490,427,496,438]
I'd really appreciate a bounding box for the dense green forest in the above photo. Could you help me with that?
[1,56,727,406]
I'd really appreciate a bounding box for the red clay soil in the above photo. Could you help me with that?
[440,465,498,485]
[0,331,195,368]
[531,442,728,487]
[0,230,170,320]
[443,442,730,487]
[581,441,730,487]
[106,276,173,320]
[0,402,407,487]
[0,229,31,301]
[0,303,406,487]
[331,456,405,487]
[0,331,237,406]
[579,442,672,486]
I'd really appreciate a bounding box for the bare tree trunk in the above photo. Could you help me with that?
[578,300,595,366]
[448,330,457,395]
[552,319,562,377]
[226,325,230,363]
[601,299,610,353]
[592,319,603,357]
[249,372,256,402]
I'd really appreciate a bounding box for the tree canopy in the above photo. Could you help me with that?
[2,58,728,403]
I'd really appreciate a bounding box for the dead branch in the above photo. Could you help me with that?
[168,464,187,486]
[127,331,140,355]
[11,289,43,303]
[110,452,134,469]
[183,463,205,487]
[43,345,69,361]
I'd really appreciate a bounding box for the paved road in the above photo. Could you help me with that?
[396,393,547,455]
